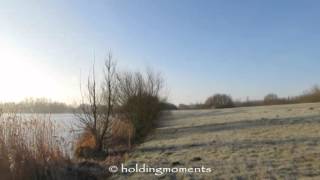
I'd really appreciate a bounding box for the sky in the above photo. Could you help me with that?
[0,0,320,105]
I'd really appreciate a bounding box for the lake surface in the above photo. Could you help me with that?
[2,113,83,157]
[18,113,82,133]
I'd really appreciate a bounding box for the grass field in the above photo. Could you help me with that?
[111,103,320,180]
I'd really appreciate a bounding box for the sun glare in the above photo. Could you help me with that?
[0,45,59,102]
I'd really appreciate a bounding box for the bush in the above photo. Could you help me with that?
[76,54,165,156]
[160,102,178,110]
[121,94,161,140]
[298,86,320,103]
[205,94,234,108]
[264,93,279,105]
[117,70,164,142]
[75,130,102,158]
[109,117,135,149]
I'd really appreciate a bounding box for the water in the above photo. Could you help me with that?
[18,113,82,134]
[1,113,83,157]
[48,114,83,157]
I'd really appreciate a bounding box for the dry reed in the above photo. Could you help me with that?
[0,113,72,180]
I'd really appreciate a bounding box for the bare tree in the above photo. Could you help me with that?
[76,52,117,152]
[77,61,98,140]
[97,53,118,150]
[76,53,165,153]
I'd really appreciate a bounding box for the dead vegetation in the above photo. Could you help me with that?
[110,117,135,150]
[0,113,72,180]
[0,112,122,180]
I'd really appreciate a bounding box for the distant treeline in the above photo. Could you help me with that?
[236,85,320,107]
[0,98,178,113]
[179,85,320,110]
[0,98,76,113]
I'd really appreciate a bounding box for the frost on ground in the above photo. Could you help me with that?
[111,103,320,180]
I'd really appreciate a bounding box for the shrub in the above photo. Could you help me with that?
[205,94,234,108]
[76,53,165,156]
[298,86,320,103]
[121,94,161,140]
[117,70,164,142]
[74,129,102,159]
[264,93,279,105]
[160,102,178,110]
[109,116,135,149]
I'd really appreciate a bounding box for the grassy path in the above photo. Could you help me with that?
[111,103,320,179]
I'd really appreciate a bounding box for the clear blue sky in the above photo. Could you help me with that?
[0,0,320,105]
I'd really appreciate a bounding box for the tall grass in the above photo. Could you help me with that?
[75,117,135,159]
[0,113,73,180]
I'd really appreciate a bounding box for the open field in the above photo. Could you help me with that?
[111,103,320,180]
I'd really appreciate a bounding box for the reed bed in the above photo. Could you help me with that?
[0,112,73,180]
